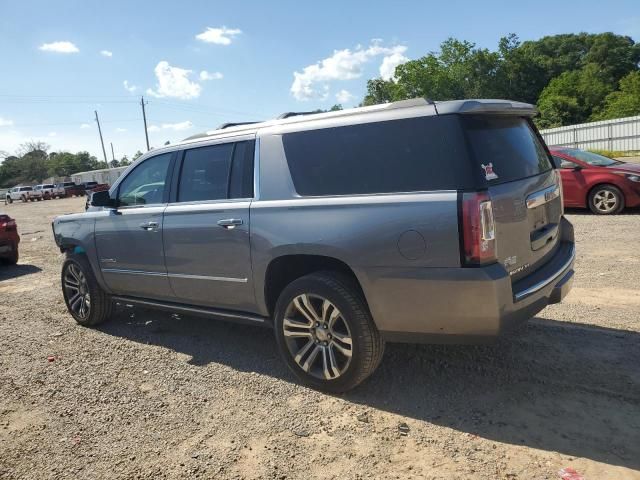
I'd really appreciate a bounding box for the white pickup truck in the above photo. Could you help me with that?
[34,183,57,199]
[5,186,43,203]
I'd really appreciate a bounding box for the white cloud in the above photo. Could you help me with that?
[115,127,127,132]
[123,80,138,93]
[291,42,408,100]
[148,121,193,132]
[39,41,79,53]
[100,50,113,57]
[195,26,242,45]
[379,51,409,80]
[146,61,201,99]
[199,70,223,81]
[80,123,91,129]
[335,89,354,103]
[0,117,14,127]
[48,132,57,137]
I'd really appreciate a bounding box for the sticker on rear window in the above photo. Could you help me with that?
[481,163,498,181]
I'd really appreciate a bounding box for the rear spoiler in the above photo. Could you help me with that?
[435,99,537,117]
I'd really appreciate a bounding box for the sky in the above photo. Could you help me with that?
[1,0,639,160]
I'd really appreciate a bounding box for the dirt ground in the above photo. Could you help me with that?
[0,196,638,480]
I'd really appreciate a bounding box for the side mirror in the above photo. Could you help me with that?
[573,165,583,171]
[90,189,115,208]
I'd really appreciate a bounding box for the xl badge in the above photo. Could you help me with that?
[481,163,498,181]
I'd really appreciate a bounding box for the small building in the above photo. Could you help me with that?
[70,166,128,186]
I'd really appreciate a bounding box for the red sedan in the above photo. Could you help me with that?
[0,212,19,265]
[550,147,640,214]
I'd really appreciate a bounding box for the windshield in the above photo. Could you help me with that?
[560,148,621,166]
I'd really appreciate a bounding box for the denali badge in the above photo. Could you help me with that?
[509,263,530,276]
[481,163,499,181]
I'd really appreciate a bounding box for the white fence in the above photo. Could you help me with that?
[540,115,640,151]
[71,166,128,185]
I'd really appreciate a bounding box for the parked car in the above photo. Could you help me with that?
[82,181,110,195]
[5,185,42,203]
[55,181,85,197]
[34,183,57,200]
[0,212,19,264]
[550,147,640,214]
[53,98,575,392]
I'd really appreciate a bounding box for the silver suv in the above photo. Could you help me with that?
[53,98,575,392]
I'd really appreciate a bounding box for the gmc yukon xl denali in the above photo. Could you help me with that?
[52,98,575,392]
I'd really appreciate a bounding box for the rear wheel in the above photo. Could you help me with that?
[588,185,624,215]
[62,254,112,326]
[274,272,384,393]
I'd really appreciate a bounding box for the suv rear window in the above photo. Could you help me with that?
[282,116,474,196]
[461,116,552,184]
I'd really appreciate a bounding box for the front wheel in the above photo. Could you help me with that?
[61,254,112,326]
[6,196,12,204]
[589,185,624,215]
[274,272,384,393]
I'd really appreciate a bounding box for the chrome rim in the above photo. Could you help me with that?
[64,263,91,319]
[283,294,353,381]
[593,190,618,213]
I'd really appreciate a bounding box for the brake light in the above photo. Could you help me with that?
[461,192,497,265]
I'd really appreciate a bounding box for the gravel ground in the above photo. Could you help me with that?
[1,197,639,480]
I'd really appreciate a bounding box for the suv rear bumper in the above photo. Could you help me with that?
[364,218,575,344]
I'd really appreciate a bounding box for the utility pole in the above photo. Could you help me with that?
[141,96,150,151]
[110,142,115,165]
[94,110,108,168]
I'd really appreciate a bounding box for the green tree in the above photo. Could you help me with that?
[595,71,640,120]
[360,32,639,128]
[132,150,143,161]
[536,64,615,127]
[120,155,131,166]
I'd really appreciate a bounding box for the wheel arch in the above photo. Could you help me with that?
[263,254,369,320]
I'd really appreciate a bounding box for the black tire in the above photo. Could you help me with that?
[588,184,624,215]
[0,243,18,265]
[61,254,112,326]
[6,196,12,204]
[274,271,384,393]
[21,196,27,202]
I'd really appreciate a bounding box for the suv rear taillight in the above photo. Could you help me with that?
[461,192,497,266]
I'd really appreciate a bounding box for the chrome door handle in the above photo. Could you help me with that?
[217,218,243,229]
[140,221,159,231]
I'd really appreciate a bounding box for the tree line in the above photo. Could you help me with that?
[0,142,144,187]
[362,32,640,128]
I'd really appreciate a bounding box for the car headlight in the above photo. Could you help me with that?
[626,174,640,182]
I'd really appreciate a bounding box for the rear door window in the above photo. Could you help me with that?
[461,116,553,185]
[177,141,254,202]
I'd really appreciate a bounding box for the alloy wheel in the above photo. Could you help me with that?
[593,189,618,213]
[282,294,353,381]
[64,263,91,319]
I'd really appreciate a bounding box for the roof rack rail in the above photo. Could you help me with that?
[217,121,261,130]
[277,111,319,120]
